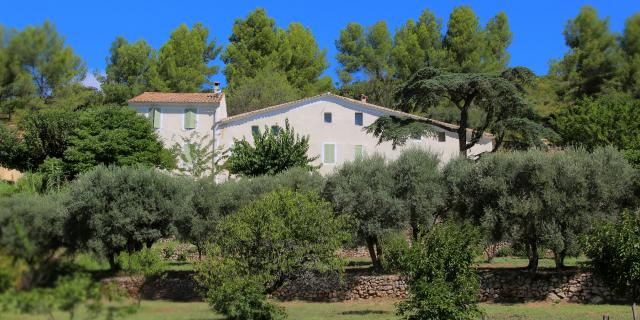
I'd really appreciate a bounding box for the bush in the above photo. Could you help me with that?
[225,119,318,176]
[196,190,347,320]
[495,246,514,257]
[176,167,324,257]
[379,232,410,273]
[65,166,189,269]
[585,210,640,299]
[397,223,482,320]
[0,193,67,288]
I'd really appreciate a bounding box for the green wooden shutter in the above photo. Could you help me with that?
[149,108,161,129]
[324,144,335,164]
[354,145,363,160]
[184,108,196,129]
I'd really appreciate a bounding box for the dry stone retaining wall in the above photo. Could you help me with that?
[106,269,621,303]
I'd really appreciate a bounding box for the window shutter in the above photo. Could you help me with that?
[251,125,260,135]
[324,144,335,164]
[151,108,161,129]
[354,145,363,159]
[185,108,196,129]
[355,113,363,126]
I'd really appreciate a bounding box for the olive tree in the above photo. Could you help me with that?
[323,154,405,269]
[64,166,189,269]
[390,148,444,240]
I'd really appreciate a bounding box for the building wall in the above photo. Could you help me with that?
[218,96,493,175]
[129,103,217,149]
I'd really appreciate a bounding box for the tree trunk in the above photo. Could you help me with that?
[366,237,381,270]
[554,250,566,270]
[458,105,469,157]
[527,241,539,272]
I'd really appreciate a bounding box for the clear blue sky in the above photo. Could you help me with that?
[2,0,640,88]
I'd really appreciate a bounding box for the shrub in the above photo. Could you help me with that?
[323,154,406,269]
[196,190,347,320]
[379,232,410,273]
[495,246,514,257]
[65,166,189,269]
[176,167,324,257]
[225,119,318,176]
[397,223,482,320]
[585,210,640,299]
[0,193,67,288]
[117,247,167,306]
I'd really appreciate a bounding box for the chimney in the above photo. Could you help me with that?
[360,94,367,103]
[213,81,221,94]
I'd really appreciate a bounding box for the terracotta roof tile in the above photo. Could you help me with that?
[128,92,223,104]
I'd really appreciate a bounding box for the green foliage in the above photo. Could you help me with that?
[379,231,410,273]
[196,190,347,320]
[227,64,302,115]
[64,106,173,176]
[100,37,165,105]
[550,6,622,97]
[392,9,445,80]
[443,147,637,271]
[553,94,640,165]
[225,119,318,176]
[323,154,405,268]
[171,131,226,178]
[585,210,640,299]
[158,23,221,92]
[0,123,25,169]
[175,167,324,257]
[64,166,189,269]
[396,223,482,320]
[197,254,286,320]
[117,248,166,277]
[390,148,444,239]
[1,273,134,320]
[223,8,331,112]
[5,21,86,100]
[0,193,66,288]
[443,6,483,73]
[367,67,547,154]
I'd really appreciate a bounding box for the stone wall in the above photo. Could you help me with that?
[105,268,621,304]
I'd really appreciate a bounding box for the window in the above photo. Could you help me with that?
[271,125,280,135]
[438,132,446,142]
[184,108,197,129]
[354,112,363,126]
[354,145,364,160]
[323,143,336,164]
[324,112,332,123]
[251,125,260,135]
[149,107,161,129]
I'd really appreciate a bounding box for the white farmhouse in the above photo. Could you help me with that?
[128,88,493,177]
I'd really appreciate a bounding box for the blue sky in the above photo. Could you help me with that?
[2,0,640,89]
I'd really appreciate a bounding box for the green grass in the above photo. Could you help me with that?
[2,300,636,320]
[474,255,590,269]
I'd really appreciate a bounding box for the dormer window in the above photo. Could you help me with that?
[324,112,332,123]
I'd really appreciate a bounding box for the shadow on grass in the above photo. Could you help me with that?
[340,310,389,315]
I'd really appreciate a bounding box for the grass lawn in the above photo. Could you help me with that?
[474,255,590,269]
[2,300,636,320]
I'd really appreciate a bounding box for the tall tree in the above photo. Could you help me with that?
[366,67,546,155]
[621,13,640,97]
[226,65,300,115]
[223,9,331,111]
[6,21,86,100]
[158,23,221,92]
[443,6,483,73]
[483,12,512,71]
[392,10,444,80]
[100,37,165,105]
[550,6,622,97]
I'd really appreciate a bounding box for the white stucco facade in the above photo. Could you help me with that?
[128,92,494,177]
